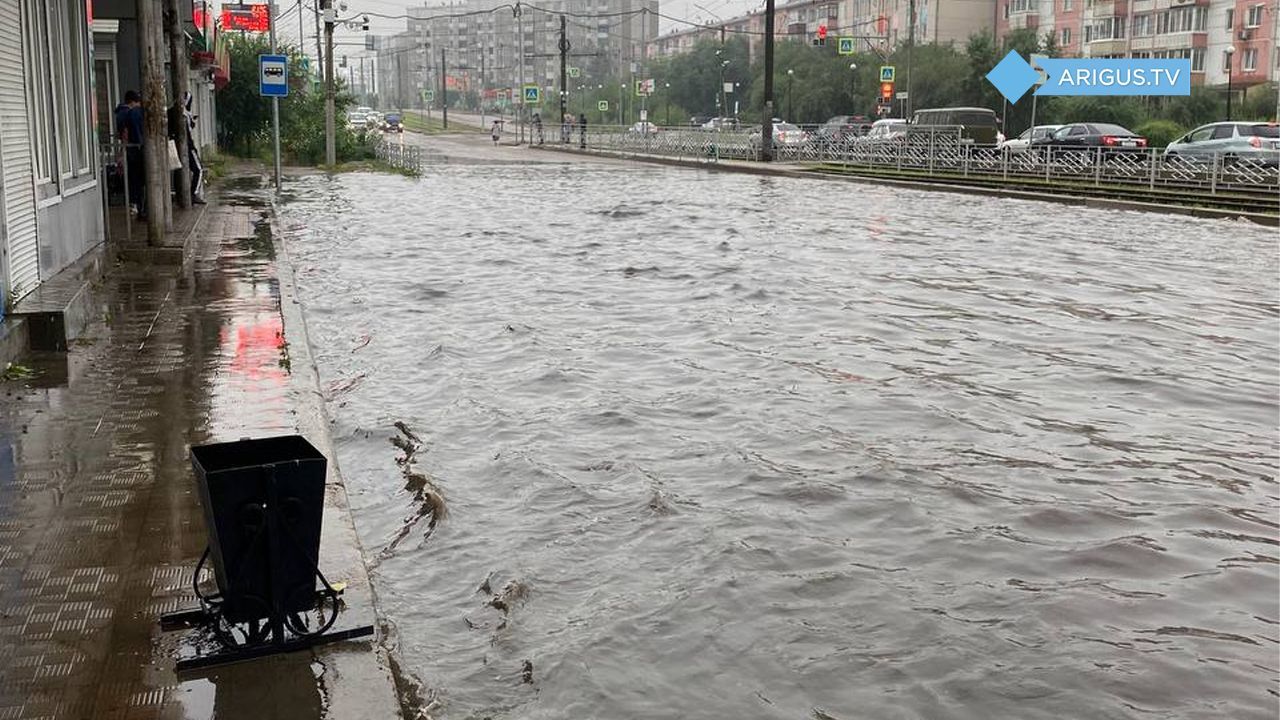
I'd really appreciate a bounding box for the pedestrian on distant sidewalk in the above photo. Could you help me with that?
[578,113,588,149]
[561,114,571,144]
[491,119,501,146]
[533,112,544,145]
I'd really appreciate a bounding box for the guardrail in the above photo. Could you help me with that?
[374,137,423,174]
[571,124,1280,196]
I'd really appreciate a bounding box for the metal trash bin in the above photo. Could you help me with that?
[191,435,327,624]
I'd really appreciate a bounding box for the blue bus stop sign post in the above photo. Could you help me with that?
[260,54,289,97]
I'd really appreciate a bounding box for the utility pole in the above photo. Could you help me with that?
[639,7,647,127]
[481,39,487,127]
[139,0,168,241]
[166,0,190,208]
[516,2,525,144]
[906,0,915,117]
[720,24,727,119]
[269,0,282,190]
[558,15,568,129]
[323,0,335,165]
[298,0,304,51]
[360,56,365,100]
[441,48,448,129]
[761,0,775,161]
[313,0,324,72]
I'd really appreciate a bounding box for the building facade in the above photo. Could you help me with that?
[995,0,1277,88]
[652,0,999,61]
[377,0,660,110]
[0,0,103,309]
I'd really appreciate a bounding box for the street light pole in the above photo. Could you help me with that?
[323,0,335,166]
[1225,45,1236,121]
[787,68,794,121]
[664,82,671,126]
[849,63,857,113]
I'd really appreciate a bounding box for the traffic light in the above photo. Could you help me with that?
[813,23,827,46]
[879,81,894,101]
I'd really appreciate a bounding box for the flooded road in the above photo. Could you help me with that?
[279,162,1279,720]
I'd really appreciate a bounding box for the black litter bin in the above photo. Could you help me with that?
[191,435,327,625]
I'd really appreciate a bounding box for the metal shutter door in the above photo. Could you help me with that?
[0,2,39,301]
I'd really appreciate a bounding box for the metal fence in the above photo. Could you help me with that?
[375,138,423,174]
[572,124,1280,196]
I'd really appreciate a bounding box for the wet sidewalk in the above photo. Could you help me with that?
[0,171,402,719]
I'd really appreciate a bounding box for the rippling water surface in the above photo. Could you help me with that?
[280,164,1279,720]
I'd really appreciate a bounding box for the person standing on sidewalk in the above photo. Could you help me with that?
[533,112,544,145]
[167,91,206,205]
[491,120,502,146]
[578,113,588,149]
[115,90,146,220]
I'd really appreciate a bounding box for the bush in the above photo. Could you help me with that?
[1133,119,1186,148]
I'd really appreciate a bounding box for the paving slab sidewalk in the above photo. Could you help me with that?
[0,170,404,720]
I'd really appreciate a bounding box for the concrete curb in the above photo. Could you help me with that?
[268,190,411,720]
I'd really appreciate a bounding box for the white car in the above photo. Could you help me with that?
[999,124,1062,153]
[857,118,908,145]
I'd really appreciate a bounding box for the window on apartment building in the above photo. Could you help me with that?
[1225,8,1233,29]
[1191,47,1205,72]
[1061,26,1071,44]
[1246,4,1264,27]
[1242,47,1257,71]
[1132,14,1150,36]
[1223,49,1232,71]
[1063,0,1072,11]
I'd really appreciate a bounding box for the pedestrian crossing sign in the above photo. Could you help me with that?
[523,85,541,104]
[423,89,434,102]
[597,100,608,112]
[837,37,855,55]
[879,65,896,83]
[568,66,581,78]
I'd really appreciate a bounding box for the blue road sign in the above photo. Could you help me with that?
[260,54,289,97]
[523,84,541,104]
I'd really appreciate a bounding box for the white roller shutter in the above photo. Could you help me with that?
[0,2,39,302]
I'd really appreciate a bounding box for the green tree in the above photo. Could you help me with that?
[218,34,369,165]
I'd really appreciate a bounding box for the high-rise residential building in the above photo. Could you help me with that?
[653,0,999,62]
[377,0,659,111]
[995,0,1277,88]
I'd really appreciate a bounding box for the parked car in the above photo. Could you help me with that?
[911,106,1002,145]
[629,121,659,135]
[1164,122,1280,166]
[701,116,740,131]
[1033,123,1148,152]
[381,113,404,133]
[746,121,811,148]
[817,115,872,144]
[857,118,908,146]
[999,124,1063,153]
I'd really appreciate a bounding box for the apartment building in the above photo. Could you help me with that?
[377,0,659,109]
[996,0,1277,87]
[652,0,998,61]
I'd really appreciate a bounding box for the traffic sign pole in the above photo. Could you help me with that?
[268,2,280,190]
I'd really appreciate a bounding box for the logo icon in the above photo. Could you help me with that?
[986,51,1044,103]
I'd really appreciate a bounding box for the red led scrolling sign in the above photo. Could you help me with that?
[221,4,271,33]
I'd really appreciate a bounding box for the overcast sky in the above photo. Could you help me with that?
[225,0,766,55]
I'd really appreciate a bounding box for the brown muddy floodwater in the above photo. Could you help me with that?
[278,164,1279,720]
